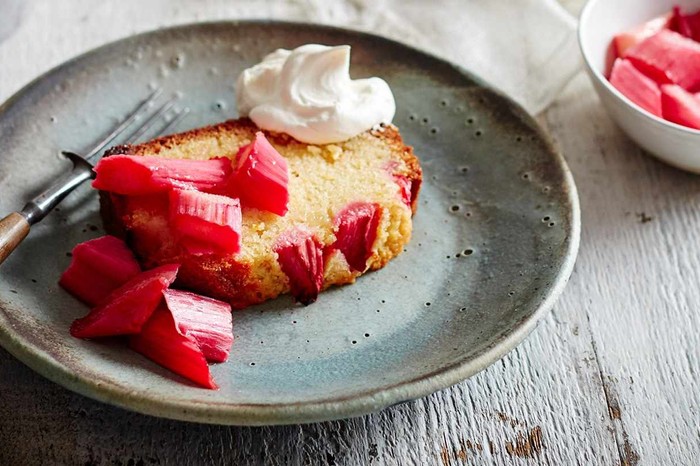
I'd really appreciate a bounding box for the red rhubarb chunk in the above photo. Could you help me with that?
[660,84,700,130]
[93,155,233,195]
[331,202,381,273]
[130,304,217,389]
[274,228,324,305]
[229,132,289,216]
[384,160,421,212]
[626,29,700,91]
[170,189,242,255]
[124,193,169,215]
[613,13,672,58]
[392,174,421,212]
[673,6,700,43]
[609,59,662,116]
[163,289,233,363]
[70,264,180,339]
[60,236,141,306]
[392,174,412,208]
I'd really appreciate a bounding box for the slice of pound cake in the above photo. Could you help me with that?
[99,118,421,309]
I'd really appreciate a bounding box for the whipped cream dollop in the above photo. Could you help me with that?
[236,44,396,145]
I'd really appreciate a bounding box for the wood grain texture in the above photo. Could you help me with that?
[544,73,700,465]
[0,307,621,466]
[0,0,698,465]
[0,212,30,264]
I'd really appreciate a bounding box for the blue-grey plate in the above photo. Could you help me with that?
[0,21,580,425]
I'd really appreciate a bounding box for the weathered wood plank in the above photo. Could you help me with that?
[545,73,700,465]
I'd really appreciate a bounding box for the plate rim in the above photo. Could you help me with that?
[0,19,581,425]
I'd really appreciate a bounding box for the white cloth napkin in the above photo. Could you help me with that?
[0,0,580,114]
[0,0,24,43]
[270,0,581,114]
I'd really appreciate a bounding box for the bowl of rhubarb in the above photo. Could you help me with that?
[579,0,700,172]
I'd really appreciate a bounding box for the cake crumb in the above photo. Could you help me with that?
[324,144,343,162]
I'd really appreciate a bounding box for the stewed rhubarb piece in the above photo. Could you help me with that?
[660,84,700,130]
[130,303,217,389]
[169,189,242,255]
[274,228,324,305]
[59,235,141,306]
[70,264,179,338]
[609,59,662,116]
[384,160,421,212]
[93,155,233,195]
[123,192,169,215]
[626,29,700,91]
[392,174,421,212]
[673,6,700,43]
[162,289,233,363]
[393,174,413,208]
[228,132,289,216]
[330,202,382,272]
[613,12,673,60]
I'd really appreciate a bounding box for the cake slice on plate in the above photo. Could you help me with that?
[99,118,421,308]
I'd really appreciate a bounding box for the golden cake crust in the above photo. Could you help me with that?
[101,118,422,308]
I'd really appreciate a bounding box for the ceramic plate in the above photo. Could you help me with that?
[0,22,580,425]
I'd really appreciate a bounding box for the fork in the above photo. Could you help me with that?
[0,89,190,265]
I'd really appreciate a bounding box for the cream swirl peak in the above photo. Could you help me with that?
[236,44,396,145]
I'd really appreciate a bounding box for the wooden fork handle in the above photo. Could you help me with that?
[0,212,30,265]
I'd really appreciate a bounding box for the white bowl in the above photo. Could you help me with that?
[579,0,700,173]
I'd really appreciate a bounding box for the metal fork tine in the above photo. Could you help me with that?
[157,107,191,136]
[0,88,192,259]
[125,96,178,144]
[84,88,162,160]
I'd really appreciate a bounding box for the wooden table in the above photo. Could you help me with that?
[1,1,698,464]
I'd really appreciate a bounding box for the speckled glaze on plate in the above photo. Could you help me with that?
[0,21,580,425]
